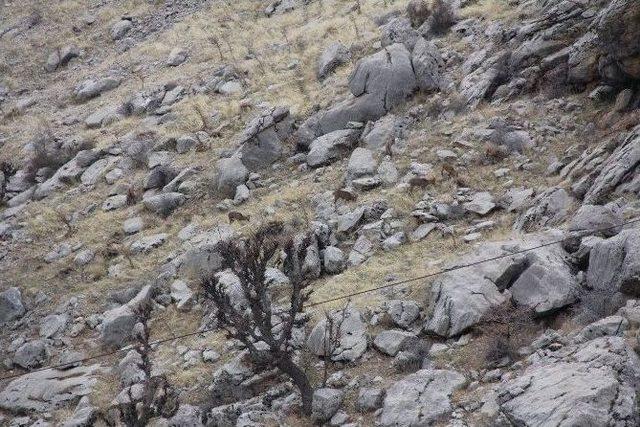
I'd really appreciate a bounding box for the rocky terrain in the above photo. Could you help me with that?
[1,0,640,425]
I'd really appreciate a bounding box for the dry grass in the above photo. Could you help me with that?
[460,0,519,21]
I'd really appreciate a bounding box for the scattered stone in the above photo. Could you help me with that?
[74,249,95,267]
[14,340,48,369]
[102,194,127,211]
[0,287,25,323]
[0,364,103,412]
[176,135,198,154]
[216,156,249,197]
[111,19,132,41]
[45,45,80,72]
[317,42,350,80]
[167,47,188,66]
[312,388,344,423]
[379,369,466,426]
[347,147,377,179]
[323,246,345,274]
[40,314,68,338]
[357,387,385,412]
[386,300,420,329]
[464,192,496,216]
[374,330,417,356]
[143,192,185,216]
[307,129,360,168]
[170,280,194,311]
[307,308,367,362]
[123,217,143,235]
[130,233,169,253]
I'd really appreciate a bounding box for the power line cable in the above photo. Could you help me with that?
[2,217,639,382]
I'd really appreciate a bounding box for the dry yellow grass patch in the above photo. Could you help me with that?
[460,0,518,21]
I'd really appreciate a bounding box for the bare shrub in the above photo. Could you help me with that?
[406,0,431,28]
[430,0,456,35]
[478,301,536,367]
[201,222,315,415]
[23,126,93,183]
[113,308,178,426]
[540,64,581,100]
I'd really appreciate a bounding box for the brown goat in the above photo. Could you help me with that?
[333,188,358,203]
[406,0,431,28]
[440,163,458,179]
[408,176,434,193]
[484,142,510,162]
[228,211,250,223]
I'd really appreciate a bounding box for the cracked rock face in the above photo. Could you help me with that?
[583,126,640,204]
[237,106,293,170]
[296,43,421,142]
[514,187,572,232]
[498,336,640,426]
[307,308,367,362]
[378,369,466,427]
[583,229,640,318]
[425,234,578,336]
[0,365,104,413]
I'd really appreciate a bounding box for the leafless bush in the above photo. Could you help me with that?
[0,161,16,178]
[115,308,178,426]
[430,0,456,35]
[321,301,350,386]
[406,0,431,28]
[201,222,315,415]
[23,126,93,183]
[478,301,535,367]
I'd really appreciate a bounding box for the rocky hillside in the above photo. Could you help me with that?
[1,0,640,425]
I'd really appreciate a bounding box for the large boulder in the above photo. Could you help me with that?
[411,38,448,92]
[509,247,579,315]
[378,369,466,427]
[143,192,186,216]
[0,287,25,323]
[514,187,572,232]
[425,234,575,337]
[0,364,104,412]
[586,229,640,315]
[317,42,350,80]
[594,0,640,82]
[459,51,509,107]
[424,267,506,337]
[307,308,367,362]
[568,203,624,237]
[348,43,417,116]
[237,106,294,170]
[583,126,640,204]
[306,129,360,168]
[216,156,249,197]
[498,336,640,426]
[294,43,419,145]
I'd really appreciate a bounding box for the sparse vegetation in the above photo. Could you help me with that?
[201,222,315,414]
[430,0,456,35]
